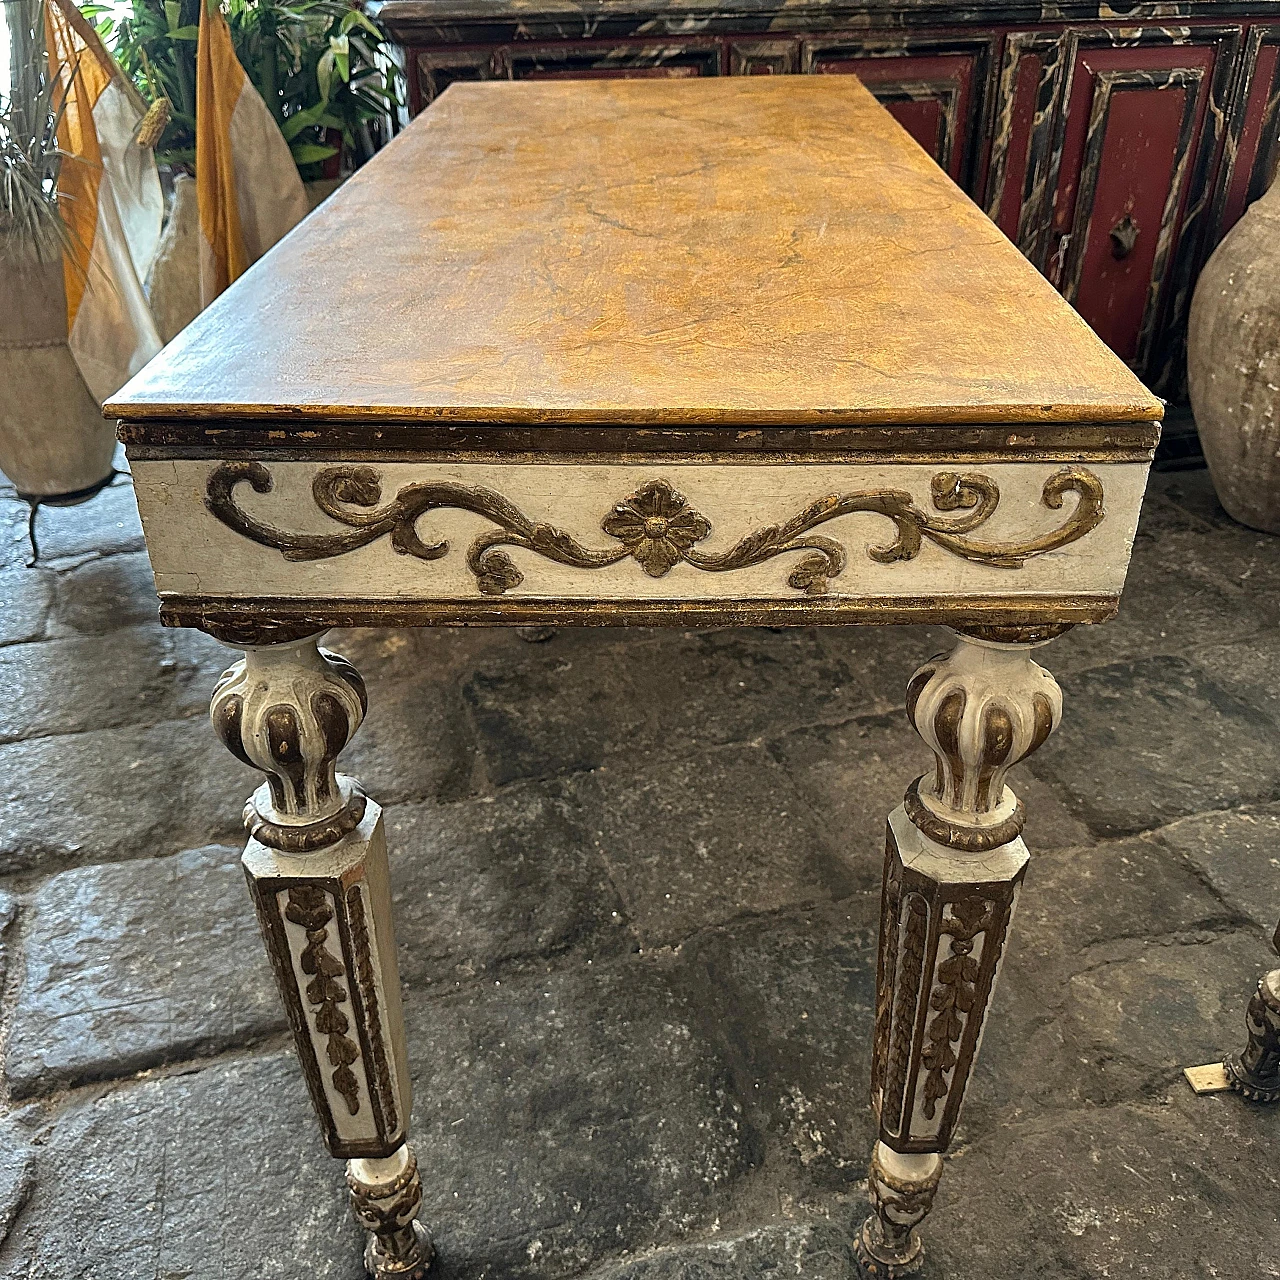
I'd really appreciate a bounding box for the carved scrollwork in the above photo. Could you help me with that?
[204,461,1106,596]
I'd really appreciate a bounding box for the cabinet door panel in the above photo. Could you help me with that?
[728,40,799,76]
[801,39,996,194]
[984,32,1073,256]
[413,49,497,111]
[1040,28,1239,385]
[1212,26,1280,240]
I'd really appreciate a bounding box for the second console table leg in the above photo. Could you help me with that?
[857,626,1066,1277]
[1224,918,1280,1103]
[210,633,434,1279]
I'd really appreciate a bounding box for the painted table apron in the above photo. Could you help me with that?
[107,75,1165,1279]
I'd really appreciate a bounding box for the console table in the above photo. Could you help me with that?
[108,77,1163,1278]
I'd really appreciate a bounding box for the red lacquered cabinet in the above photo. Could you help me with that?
[378,0,1280,398]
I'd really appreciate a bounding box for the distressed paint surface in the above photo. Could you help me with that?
[107,78,1160,428]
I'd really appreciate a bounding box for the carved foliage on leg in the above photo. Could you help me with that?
[872,814,1025,1154]
[920,894,995,1121]
[244,813,407,1160]
[286,884,362,1115]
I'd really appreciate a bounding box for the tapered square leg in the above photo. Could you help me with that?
[858,626,1066,1277]
[211,633,433,1277]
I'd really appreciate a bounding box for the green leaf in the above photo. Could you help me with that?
[280,100,328,139]
[164,1,182,32]
[338,9,382,39]
[169,25,199,39]
[316,47,334,101]
[288,141,338,164]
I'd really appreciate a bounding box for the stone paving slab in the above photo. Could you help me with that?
[463,647,655,787]
[1,951,773,1279]
[0,1052,359,1280]
[3,779,638,1097]
[26,480,145,564]
[1048,500,1276,675]
[594,1223,860,1279]
[0,717,252,876]
[0,1121,34,1251]
[678,902,878,1196]
[46,551,160,636]
[970,831,1260,1121]
[5,845,283,1098]
[385,782,630,990]
[1030,655,1280,838]
[769,712,1094,881]
[1192,631,1280,735]
[1155,804,1280,934]
[345,673,483,805]
[925,1090,1280,1280]
[564,741,857,949]
[404,957,765,1280]
[0,891,15,995]
[0,563,52,648]
[0,627,206,744]
[461,626,944,792]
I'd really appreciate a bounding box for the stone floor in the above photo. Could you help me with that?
[0,457,1278,1280]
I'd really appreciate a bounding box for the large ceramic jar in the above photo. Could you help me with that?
[1188,176,1280,533]
[0,249,116,498]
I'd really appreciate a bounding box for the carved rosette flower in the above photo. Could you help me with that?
[601,479,711,576]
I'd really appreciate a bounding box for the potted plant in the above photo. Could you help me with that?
[0,0,119,505]
[97,0,402,338]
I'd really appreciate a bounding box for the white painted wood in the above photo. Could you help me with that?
[131,458,1150,602]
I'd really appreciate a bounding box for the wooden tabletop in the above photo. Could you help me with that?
[108,76,1162,429]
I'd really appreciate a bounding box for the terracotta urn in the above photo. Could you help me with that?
[0,248,116,498]
[1188,175,1280,533]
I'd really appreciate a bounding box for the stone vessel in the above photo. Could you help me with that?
[0,250,115,498]
[1188,176,1280,534]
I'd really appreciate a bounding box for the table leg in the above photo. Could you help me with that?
[857,626,1066,1277]
[210,633,434,1279]
[1224,919,1280,1102]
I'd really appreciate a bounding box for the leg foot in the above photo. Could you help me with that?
[349,1145,436,1279]
[1224,967,1280,1102]
[856,1145,942,1277]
